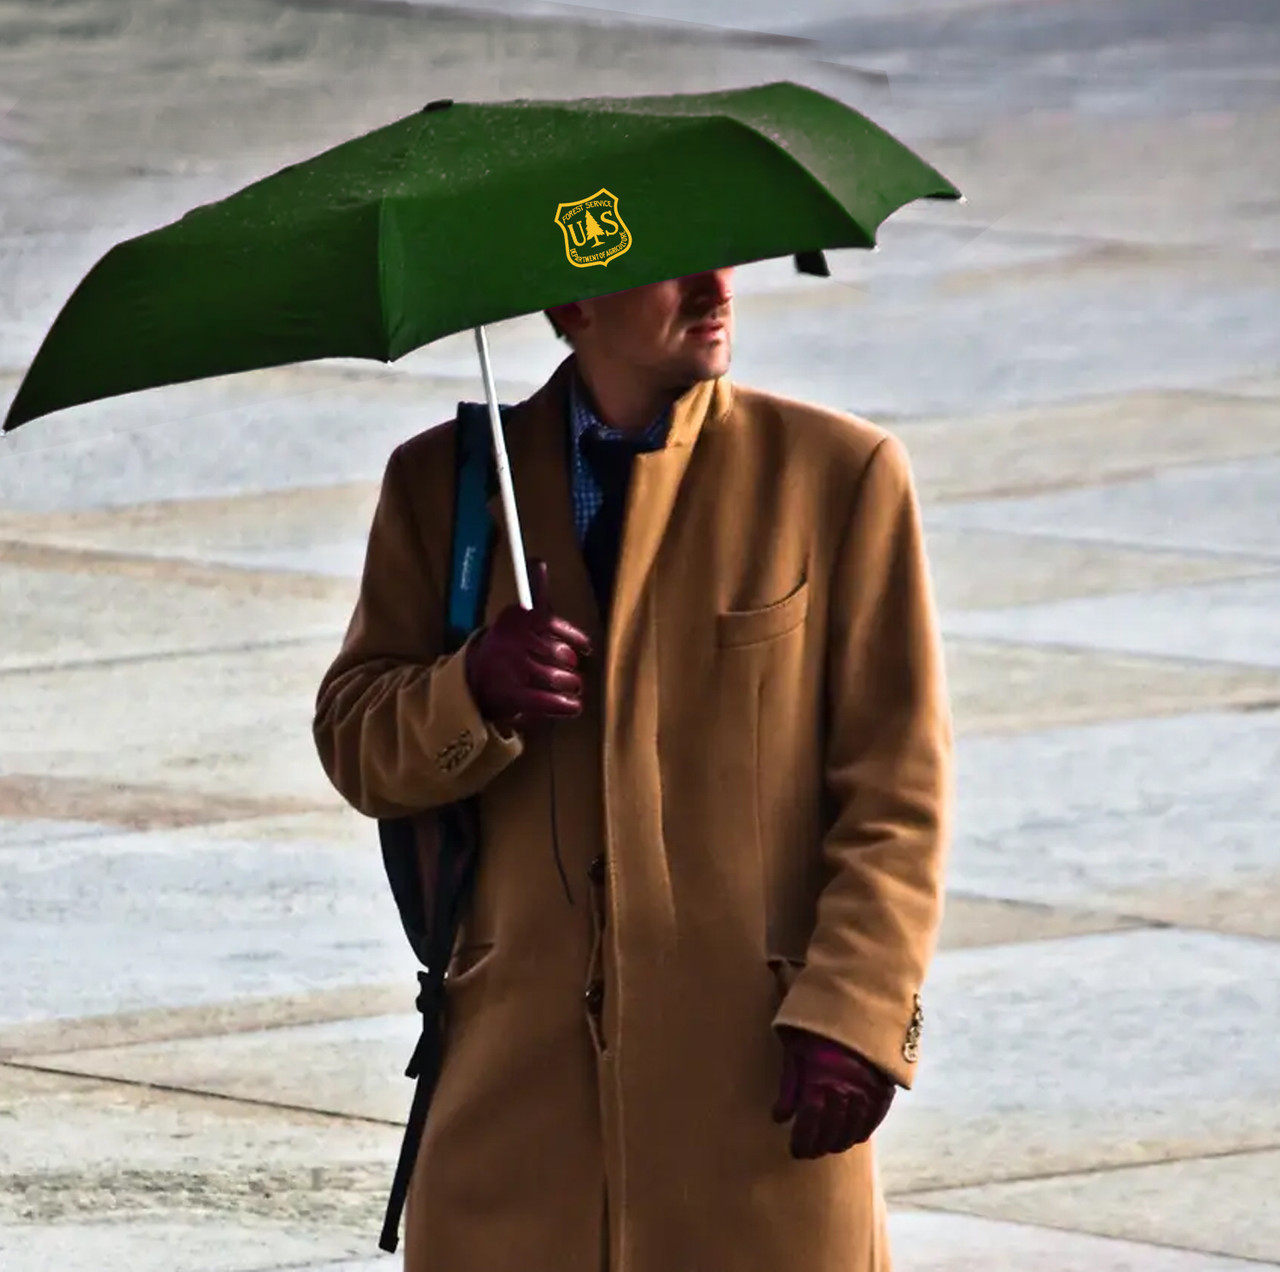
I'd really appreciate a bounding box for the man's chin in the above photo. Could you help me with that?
[680,345,732,383]
[651,345,731,397]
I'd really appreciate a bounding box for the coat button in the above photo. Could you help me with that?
[587,854,606,886]
[585,980,604,1015]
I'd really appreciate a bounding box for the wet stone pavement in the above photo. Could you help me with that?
[1,0,1278,1268]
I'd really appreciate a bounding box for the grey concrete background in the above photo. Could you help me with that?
[1,0,1278,1268]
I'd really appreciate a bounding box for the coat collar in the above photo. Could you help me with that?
[483,357,733,662]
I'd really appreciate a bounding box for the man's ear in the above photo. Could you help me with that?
[546,302,584,344]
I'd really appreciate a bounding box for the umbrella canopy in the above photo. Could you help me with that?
[3,80,959,433]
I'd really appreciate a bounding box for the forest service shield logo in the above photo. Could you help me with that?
[554,188,632,268]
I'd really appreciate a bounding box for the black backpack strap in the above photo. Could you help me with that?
[377,401,502,1254]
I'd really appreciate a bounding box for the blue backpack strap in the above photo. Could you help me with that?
[377,399,506,1255]
[445,402,501,651]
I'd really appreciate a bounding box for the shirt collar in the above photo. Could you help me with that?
[569,367,671,450]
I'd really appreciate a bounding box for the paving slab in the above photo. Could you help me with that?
[387,0,992,35]
[20,927,1280,1199]
[7,460,1271,616]
[0,983,408,1061]
[1106,879,1280,942]
[909,1151,1280,1264]
[759,215,1082,296]
[153,539,369,581]
[191,807,375,852]
[0,475,379,562]
[0,816,116,847]
[947,709,1280,932]
[906,104,1280,254]
[0,362,510,514]
[730,266,1280,424]
[0,0,841,185]
[1225,371,1280,399]
[422,0,1280,153]
[925,527,1269,614]
[7,633,1278,824]
[896,388,1280,505]
[804,0,1280,110]
[887,1209,1267,1272]
[296,1262,390,1272]
[0,536,357,600]
[294,1261,391,1272]
[7,481,1272,624]
[27,1015,420,1125]
[0,775,330,833]
[875,929,1280,1194]
[0,827,409,1025]
[0,638,343,805]
[0,1219,370,1272]
[0,560,349,672]
[933,240,1280,298]
[0,1065,399,1232]
[930,456,1280,561]
[7,257,1280,513]
[946,573,1280,671]
[936,894,1145,951]
[945,639,1280,736]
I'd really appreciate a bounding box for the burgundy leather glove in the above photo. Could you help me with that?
[772,1026,896,1159]
[464,559,592,730]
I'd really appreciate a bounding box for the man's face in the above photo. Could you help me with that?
[553,268,734,386]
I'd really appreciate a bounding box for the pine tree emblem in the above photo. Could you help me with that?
[554,189,633,269]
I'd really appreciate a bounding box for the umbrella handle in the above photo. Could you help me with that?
[473,326,533,611]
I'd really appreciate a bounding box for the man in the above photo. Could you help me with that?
[313,267,951,1271]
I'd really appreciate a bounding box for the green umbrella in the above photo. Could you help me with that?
[3,80,959,604]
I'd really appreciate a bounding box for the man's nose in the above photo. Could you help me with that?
[685,267,735,306]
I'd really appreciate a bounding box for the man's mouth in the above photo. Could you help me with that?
[685,315,727,336]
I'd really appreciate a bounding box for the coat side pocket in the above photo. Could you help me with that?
[445,941,495,985]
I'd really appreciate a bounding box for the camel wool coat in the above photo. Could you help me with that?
[313,357,952,1272]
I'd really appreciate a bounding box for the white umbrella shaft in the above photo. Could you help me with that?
[473,325,533,611]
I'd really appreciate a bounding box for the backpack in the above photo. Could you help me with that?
[376,400,504,1253]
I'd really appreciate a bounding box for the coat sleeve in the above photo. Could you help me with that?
[312,442,524,819]
[772,434,952,1089]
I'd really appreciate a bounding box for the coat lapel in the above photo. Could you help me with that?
[483,359,602,651]
[607,375,733,662]
[481,363,733,676]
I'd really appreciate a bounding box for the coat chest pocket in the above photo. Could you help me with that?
[715,579,810,649]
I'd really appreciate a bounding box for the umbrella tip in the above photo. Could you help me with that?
[794,250,830,278]
[422,99,454,113]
